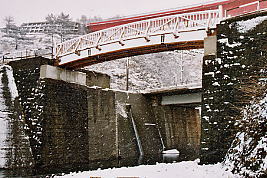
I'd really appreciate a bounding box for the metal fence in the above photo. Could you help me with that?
[1,48,54,64]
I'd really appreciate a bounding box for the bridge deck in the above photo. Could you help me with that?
[56,10,220,69]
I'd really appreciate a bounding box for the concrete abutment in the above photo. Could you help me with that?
[1,57,201,174]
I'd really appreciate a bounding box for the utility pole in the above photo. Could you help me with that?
[15,38,18,50]
[180,50,184,85]
[126,57,130,91]
[51,33,54,59]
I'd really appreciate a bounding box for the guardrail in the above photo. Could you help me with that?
[1,48,53,64]
[55,9,221,60]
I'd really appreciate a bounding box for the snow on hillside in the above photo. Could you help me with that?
[86,50,203,91]
[56,160,240,178]
[0,31,47,54]
[236,15,267,33]
[224,93,267,177]
[0,31,80,59]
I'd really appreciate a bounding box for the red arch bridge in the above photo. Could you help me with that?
[55,0,267,69]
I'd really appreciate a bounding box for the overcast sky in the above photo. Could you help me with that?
[0,0,214,27]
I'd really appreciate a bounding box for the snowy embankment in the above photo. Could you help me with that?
[0,65,18,168]
[236,15,267,33]
[222,15,267,178]
[57,160,239,178]
[5,65,18,100]
[0,66,9,168]
[224,93,267,177]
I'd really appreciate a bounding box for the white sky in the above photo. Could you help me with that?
[0,0,213,27]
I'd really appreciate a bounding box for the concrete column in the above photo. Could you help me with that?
[204,35,217,57]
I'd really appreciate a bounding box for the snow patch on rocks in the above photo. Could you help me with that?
[236,15,267,33]
[162,149,179,154]
[5,65,18,100]
[116,101,127,118]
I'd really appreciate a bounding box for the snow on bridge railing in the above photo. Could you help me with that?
[55,9,221,60]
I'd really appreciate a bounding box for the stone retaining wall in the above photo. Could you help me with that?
[201,11,267,164]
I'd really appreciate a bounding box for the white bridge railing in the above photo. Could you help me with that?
[56,9,221,60]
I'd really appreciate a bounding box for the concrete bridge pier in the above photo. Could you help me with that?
[204,33,217,57]
[200,34,218,164]
[40,65,87,86]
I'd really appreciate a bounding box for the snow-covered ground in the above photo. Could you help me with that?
[0,31,80,61]
[56,160,239,178]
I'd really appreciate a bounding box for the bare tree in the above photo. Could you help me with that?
[57,12,71,23]
[3,16,15,33]
[78,15,103,24]
[45,13,57,24]
[77,15,89,34]
[79,15,88,25]
[45,12,83,41]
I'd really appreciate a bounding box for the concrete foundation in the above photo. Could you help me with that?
[40,65,86,86]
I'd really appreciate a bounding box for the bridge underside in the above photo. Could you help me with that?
[58,40,203,69]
